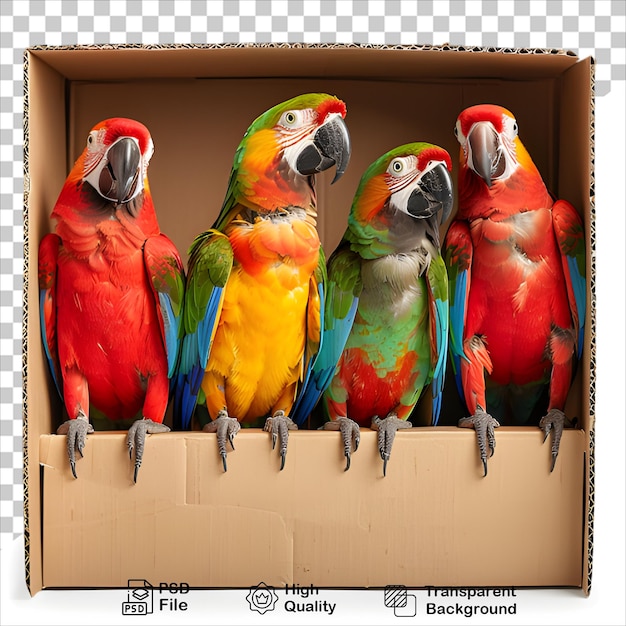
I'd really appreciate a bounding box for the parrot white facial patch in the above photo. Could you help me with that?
[83,135,145,204]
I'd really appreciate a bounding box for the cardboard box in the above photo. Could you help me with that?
[23,43,595,595]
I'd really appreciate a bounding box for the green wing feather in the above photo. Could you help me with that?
[291,242,362,425]
[173,230,234,429]
[425,251,449,424]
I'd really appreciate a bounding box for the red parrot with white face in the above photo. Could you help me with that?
[444,104,586,475]
[39,117,185,482]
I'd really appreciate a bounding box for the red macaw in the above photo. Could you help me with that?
[444,104,586,475]
[39,117,185,482]
[174,93,351,471]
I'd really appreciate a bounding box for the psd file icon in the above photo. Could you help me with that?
[122,579,154,615]
[247,582,279,614]
[384,585,417,617]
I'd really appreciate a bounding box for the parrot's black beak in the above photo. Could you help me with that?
[296,114,351,183]
[407,163,453,223]
[467,121,505,188]
[100,137,141,204]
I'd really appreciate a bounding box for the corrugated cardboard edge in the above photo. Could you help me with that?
[585,58,597,596]
[25,41,580,55]
[22,47,31,595]
[21,41,595,596]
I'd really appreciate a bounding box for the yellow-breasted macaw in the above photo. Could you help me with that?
[174,93,350,470]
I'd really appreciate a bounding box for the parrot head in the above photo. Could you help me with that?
[51,117,161,248]
[347,143,453,257]
[454,104,537,188]
[231,93,351,215]
[78,117,154,210]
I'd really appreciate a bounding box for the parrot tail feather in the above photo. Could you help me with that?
[172,364,206,430]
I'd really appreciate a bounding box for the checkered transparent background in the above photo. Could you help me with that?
[1,0,625,542]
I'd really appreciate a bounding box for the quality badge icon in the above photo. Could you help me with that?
[247,582,279,614]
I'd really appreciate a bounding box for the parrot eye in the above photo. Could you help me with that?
[454,122,465,143]
[280,110,301,128]
[390,159,405,175]
[512,122,518,135]
[86,131,100,148]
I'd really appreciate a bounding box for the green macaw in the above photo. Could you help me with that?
[292,143,453,475]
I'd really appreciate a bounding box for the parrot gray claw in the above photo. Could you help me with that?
[127,418,170,483]
[264,411,297,470]
[371,413,412,477]
[57,413,94,479]
[203,410,241,472]
[459,408,500,477]
[539,408,571,472]
[322,417,361,471]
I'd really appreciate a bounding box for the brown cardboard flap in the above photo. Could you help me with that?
[30,45,580,82]
[41,428,585,589]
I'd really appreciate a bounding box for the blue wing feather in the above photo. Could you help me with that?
[292,278,326,424]
[291,245,361,426]
[566,255,586,358]
[430,296,448,425]
[443,222,473,405]
[425,253,449,426]
[39,288,62,398]
[450,267,468,397]
[173,231,233,430]
[38,234,63,400]
[143,234,185,380]
[157,292,180,377]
